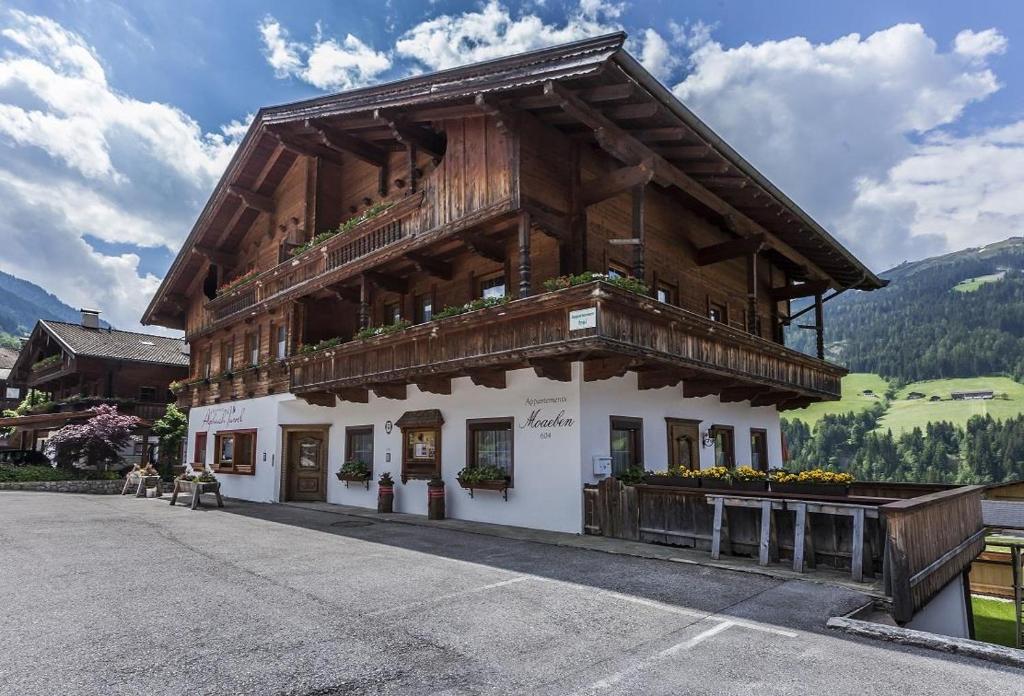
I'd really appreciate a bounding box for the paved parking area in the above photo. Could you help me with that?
[0,493,1018,695]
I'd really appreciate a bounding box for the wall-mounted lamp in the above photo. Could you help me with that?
[701,430,715,449]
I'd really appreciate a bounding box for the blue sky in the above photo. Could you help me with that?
[1,1,1022,329]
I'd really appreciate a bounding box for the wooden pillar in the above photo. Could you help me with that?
[814,292,825,360]
[746,252,758,335]
[567,142,585,275]
[406,143,418,194]
[631,184,645,282]
[359,274,370,329]
[518,210,532,298]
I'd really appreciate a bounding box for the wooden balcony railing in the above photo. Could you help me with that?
[198,192,426,331]
[289,282,845,401]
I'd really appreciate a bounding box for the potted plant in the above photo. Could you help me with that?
[728,466,769,492]
[643,467,701,488]
[336,459,372,488]
[457,465,511,499]
[697,466,732,490]
[617,466,647,487]
[377,472,394,513]
[769,469,853,497]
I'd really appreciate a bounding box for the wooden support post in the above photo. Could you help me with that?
[407,143,418,194]
[851,506,865,582]
[814,292,825,360]
[631,184,645,282]
[359,275,370,329]
[711,497,724,560]
[759,499,772,566]
[746,252,758,335]
[792,502,807,572]
[518,210,532,298]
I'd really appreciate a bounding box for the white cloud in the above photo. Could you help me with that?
[671,23,1008,270]
[0,10,241,331]
[954,28,1008,61]
[257,16,391,90]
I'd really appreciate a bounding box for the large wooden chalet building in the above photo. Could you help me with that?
[144,35,883,532]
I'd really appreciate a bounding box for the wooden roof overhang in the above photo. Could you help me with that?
[143,32,883,330]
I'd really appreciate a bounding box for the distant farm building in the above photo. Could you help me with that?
[906,391,926,400]
[951,390,994,401]
[929,395,942,402]
[862,389,874,395]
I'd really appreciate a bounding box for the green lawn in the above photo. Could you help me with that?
[877,376,1024,435]
[953,271,1005,293]
[784,373,889,424]
[972,596,1018,648]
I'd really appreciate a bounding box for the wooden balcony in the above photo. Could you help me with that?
[193,192,515,336]
[289,282,844,407]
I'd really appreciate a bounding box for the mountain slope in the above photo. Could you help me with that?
[0,271,93,347]
[786,237,1024,383]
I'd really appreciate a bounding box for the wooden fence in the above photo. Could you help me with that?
[881,486,986,622]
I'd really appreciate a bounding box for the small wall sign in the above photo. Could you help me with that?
[568,307,597,331]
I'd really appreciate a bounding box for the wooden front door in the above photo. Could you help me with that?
[667,419,700,470]
[286,430,327,502]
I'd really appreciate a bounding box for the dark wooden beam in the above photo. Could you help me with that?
[522,197,570,243]
[780,396,815,411]
[404,252,452,280]
[767,279,833,302]
[327,284,360,303]
[632,184,646,281]
[577,83,635,103]
[814,293,825,360]
[364,270,408,295]
[458,232,506,263]
[720,386,766,403]
[371,383,407,400]
[518,210,532,298]
[637,370,683,391]
[583,357,640,382]
[682,379,732,399]
[269,129,347,168]
[695,235,765,266]
[228,184,274,214]
[530,359,572,382]
[335,387,369,404]
[751,390,797,407]
[373,109,445,160]
[746,252,758,334]
[414,377,452,395]
[470,370,506,389]
[683,161,731,175]
[305,120,388,167]
[474,94,518,134]
[192,245,233,268]
[358,274,370,329]
[580,163,653,207]
[298,391,335,407]
[658,144,712,158]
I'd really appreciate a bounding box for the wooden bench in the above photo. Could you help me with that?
[169,480,223,510]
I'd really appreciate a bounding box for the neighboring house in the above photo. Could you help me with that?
[951,390,994,401]
[906,391,926,400]
[0,310,189,462]
[141,34,885,533]
[0,345,21,412]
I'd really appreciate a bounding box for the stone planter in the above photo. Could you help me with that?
[770,481,849,497]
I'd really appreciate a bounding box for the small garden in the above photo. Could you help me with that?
[637,466,854,494]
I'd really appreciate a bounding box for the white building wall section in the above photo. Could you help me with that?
[905,575,971,639]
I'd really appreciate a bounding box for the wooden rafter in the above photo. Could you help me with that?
[695,235,765,266]
[541,81,830,281]
[228,184,274,214]
[474,94,518,134]
[720,385,765,403]
[305,120,388,168]
[637,370,683,391]
[470,370,506,389]
[298,392,335,407]
[580,162,654,207]
[458,232,506,262]
[414,377,452,395]
[192,245,233,267]
[530,359,572,382]
[334,387,369,403]
[404,252,452,280]
[364,270,408,295]
[372,383,407,400]
[373,109,445,160]
[767,279,833,301]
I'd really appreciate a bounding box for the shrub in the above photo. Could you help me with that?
[433,296,509,320]
[542,272,649,296]
[457,465,509,483]
[354,319,411,341]
[290,201,394,257]
[339,460,371,478]
[299,337,344,355]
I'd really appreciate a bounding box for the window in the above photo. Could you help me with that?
[656,282,677,305]
[245,331,259,366]
[415,293,433,323]
[138,386,157,403]
[383,302,402,324]
[607,262,630,279]
[750,429,769,472]
[396,409,444,482]
[478,272,506,299]
[610,416,643,475]
[194,432,207,466]
[708,301,728,324]
[711,425,735,468]
[214,430,256,474]
[345,426,374,471]
[221,340,234,373]
[201,349,212,379]
[6,386,21,400]
[466,418,514,482]
[274,324,287,360]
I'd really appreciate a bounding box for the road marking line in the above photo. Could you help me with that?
[362,576,530,618]
[585,621,735,692]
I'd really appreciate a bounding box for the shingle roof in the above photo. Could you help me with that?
[0,346,18,370]
[39,321,189,366]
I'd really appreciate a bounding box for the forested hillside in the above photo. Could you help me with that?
[787,238,1024,383]
[0,271,86,348]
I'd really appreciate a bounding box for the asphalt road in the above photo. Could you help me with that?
[0,493,1017,695]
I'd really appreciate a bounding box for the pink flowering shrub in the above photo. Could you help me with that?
[46,404,140,471]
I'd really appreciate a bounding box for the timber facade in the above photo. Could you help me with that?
[145,34,884,532]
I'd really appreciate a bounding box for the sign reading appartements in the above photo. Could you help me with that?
[568,307,597,331]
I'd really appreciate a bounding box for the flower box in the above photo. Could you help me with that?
[336,471,372,489]
[642,475,701,488]
[770,481,849,497]
[724,479,769,492]
[457,477,511,501]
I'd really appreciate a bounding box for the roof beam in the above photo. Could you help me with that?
[305,120,388,168]
[542,81,830,281]
[695,235,765,266]
[474,94,519,134]
[192,245,234,267]
[228,185,274,214]
[632,127,693,143]
[404,252,452,280]
[458,232,506,263]
[767,279,833,302]
[580,162,654,207]
[363,270,408,294]
[373,109,445,160]
[268,129,347,168]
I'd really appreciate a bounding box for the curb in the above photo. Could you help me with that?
[827,616,1024,669]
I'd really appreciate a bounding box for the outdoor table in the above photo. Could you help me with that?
[169,480,223,510]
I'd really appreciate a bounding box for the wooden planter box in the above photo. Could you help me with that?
[642,475,701,488]
[770,481,849,497]
[723,479,769,492]
[457,478,511,501]
[169,479,224,509]
[337,472,372,489]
